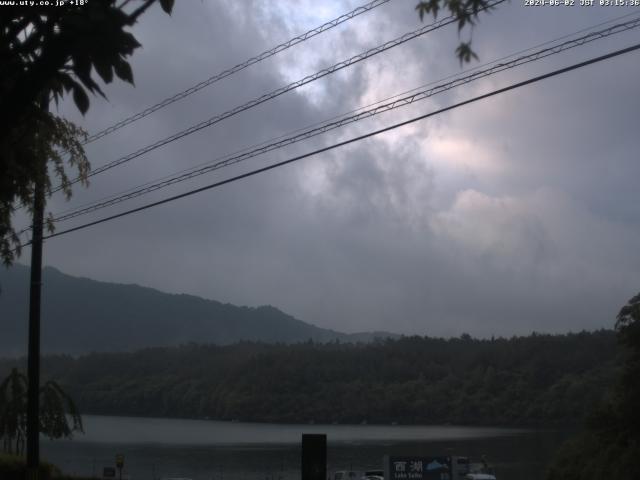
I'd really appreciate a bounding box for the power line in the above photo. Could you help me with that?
[11,10,639,237]
[83,0,393,145]
[53,0,504,194]
[6,0,394,236]
[25,42,639,247]
[47,10,640,222]
[49,16,640,224]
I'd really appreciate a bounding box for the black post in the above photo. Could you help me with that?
[301,434,326,480]
[26,110,47,480]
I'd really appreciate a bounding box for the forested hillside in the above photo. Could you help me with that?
[0,264,393,355]
[0,331,618,426]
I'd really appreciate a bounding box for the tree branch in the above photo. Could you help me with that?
[127,0,156,24]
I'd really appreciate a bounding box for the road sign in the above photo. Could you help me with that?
[385,456,453,480]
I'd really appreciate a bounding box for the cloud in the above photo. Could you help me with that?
[11,0,640,342]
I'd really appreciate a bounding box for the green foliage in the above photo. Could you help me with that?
[455,42,479,63]
[0,112,88,265]
[546,293,640,479]
[0,0,174,122]
[0,331,618,427]
[0,369,83,456]
[40,380,83,441]
[415,0,499,63]
[0,453,63,480]
[0,0,173,265]
[546,431,640,480]
[0,453,93,480]
[0,369,27,455]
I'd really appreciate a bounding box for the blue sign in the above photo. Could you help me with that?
[385,456,452,480]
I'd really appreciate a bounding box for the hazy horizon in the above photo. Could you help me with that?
[1,262,621,340]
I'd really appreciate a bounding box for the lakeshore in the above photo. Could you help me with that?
[41,415,570,480]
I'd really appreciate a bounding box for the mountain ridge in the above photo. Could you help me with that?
[0,264,396,355]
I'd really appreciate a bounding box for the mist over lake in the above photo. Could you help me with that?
[41,415,569,480]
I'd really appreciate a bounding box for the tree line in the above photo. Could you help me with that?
[547,294,640,479]
[0,330,619,427]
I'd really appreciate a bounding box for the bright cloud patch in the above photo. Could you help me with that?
[431,187,640,286]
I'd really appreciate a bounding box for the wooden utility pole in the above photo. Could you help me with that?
[26,102,47,480]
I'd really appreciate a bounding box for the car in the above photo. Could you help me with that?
[332,470,363,480]
[362,470,384,480]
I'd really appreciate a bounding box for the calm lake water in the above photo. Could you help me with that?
[41,415,571,480]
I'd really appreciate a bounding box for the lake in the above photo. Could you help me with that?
[41,415,571,480]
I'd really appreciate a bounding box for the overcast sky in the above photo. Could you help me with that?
[13,0,640,337]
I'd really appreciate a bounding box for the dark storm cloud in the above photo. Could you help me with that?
[17,0,640,337]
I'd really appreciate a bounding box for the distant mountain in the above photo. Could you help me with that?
[0,264,396,355]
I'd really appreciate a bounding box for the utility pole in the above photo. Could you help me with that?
[26,100,47,480]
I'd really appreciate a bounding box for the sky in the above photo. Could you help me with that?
[12,0,640,337]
